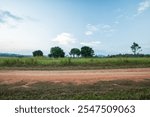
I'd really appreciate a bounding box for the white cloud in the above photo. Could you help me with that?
[85,31,93,35]
[86,24,98,31]
[102,25,111,29]
[137,0,150,14]
[0,9,22,23]
[85,24,116,36]
[101,24,115,33]
[80,41,101,46]
[52,33,76,45]
[85,24,98,35]
[115,1,150,20]
[0,9,23,28]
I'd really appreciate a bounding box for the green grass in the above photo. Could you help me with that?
[0,57,149,99]
[0,80,150,100]
[0,57,150,70]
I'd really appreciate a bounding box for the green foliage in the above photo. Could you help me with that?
[0,57,150,69]
[33,50,43,57]
[1,58,20,66]
[131,42,142,55]
[50,47,65,58]
[0,58,38,66]
[69,48,80,57]
[60,58,72,65]
[81,46,94,57]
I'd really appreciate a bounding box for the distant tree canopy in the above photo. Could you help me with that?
[33,50,43,57]
[81,46,94,57]
[131,42,142,55]
[49,46,65,58]
[31,42,145,58]
[69,48,80,57]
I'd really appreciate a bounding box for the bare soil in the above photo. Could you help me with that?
[0,68,150,84]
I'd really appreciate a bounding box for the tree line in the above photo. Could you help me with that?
[33,46,94,58]
[33,42,143,58]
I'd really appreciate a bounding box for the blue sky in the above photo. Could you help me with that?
[0,0,150,55]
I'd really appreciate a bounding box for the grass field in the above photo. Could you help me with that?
[0,57,150,70]
[0,57,150,100]
[0,80,150,100]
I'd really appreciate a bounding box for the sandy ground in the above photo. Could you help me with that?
[0,68,150,84]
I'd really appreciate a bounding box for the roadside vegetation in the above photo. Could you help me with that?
[0,57,150,70]
[0,79,150,100]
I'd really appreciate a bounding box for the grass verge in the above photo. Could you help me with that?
[0,57,150,70]
[0,79,150,100]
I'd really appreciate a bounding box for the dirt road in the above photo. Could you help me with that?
[0,68,150,84]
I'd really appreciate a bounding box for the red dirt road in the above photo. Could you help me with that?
[0,68,150,84]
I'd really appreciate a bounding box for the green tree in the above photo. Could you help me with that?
[131,42,142,55]
[32,50,43,57]
[69,48,80,57]
[81,46,94,57]
[49,47,65,58]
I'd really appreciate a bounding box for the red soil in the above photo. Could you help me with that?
[0,68,150,84]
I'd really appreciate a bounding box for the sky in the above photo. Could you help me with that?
[0,0,150,55]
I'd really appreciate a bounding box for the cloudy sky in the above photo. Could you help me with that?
[0,0,150,55]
